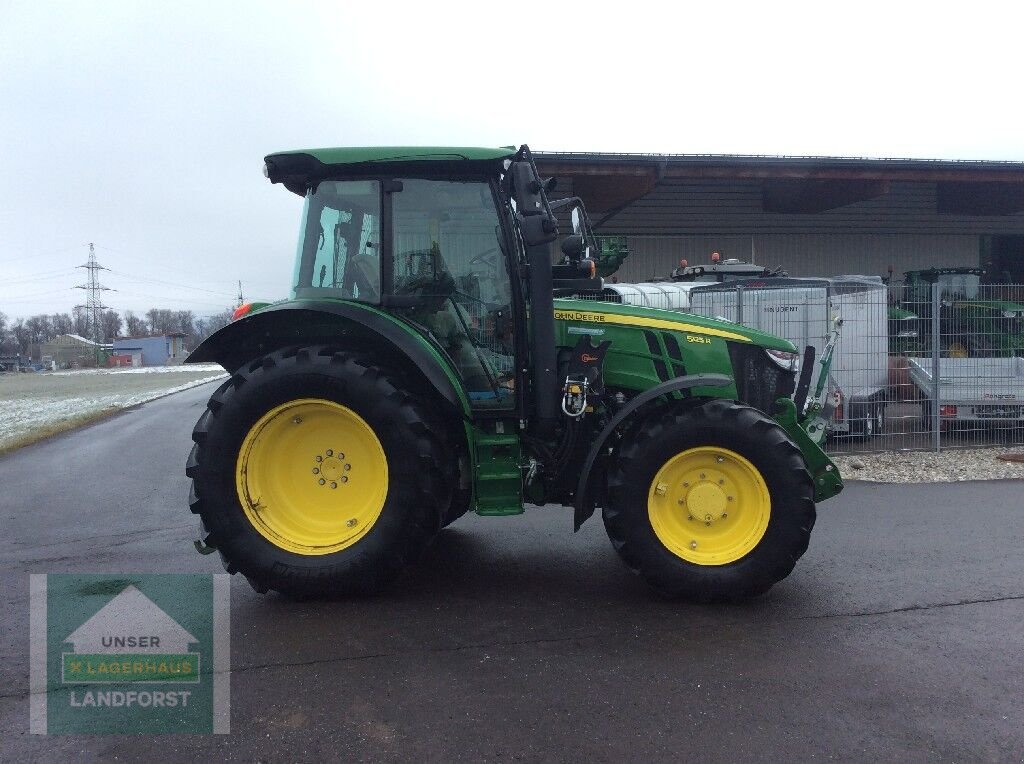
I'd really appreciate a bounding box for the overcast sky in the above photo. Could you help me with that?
[3,0,1022,318]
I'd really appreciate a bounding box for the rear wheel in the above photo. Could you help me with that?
[603,399,816,601]
[187,346,453,596]
[851,399,885,439]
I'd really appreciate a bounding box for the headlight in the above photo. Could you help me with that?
[896,330,919,338]
[1002,310,1021,318]
[765,348,800,372]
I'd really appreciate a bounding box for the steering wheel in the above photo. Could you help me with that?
[469,247,500,267]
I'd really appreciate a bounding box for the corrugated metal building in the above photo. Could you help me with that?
[40,334,102,367]
[112,333,187,367]
[535,153,1024,283]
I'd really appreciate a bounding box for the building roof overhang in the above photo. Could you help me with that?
[535,152,1024,216]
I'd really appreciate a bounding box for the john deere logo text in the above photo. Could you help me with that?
[555,310,607,323]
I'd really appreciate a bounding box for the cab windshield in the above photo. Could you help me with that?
[937,273,980,299]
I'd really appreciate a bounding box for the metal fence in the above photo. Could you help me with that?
[580,277,1024,453]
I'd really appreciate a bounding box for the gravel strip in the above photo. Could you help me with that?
[832,446,1024,482]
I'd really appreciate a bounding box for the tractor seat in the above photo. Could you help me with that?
[349,254,380,300]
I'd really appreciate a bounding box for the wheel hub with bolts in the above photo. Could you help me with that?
[313,450,350,489]
[648,446,771,566]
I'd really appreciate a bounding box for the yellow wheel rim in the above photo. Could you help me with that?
[235,398,388,555]
[947,342,969,358]
[648,446,770,565]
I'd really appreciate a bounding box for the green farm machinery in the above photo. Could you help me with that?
[185,145,842,602]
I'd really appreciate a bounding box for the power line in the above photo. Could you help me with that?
[2,287,78,303]
[111,288,234,309]
[106,268,237,298]
[6,268,80,286]
[0,245,83,266]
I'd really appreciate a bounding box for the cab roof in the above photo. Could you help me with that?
[264,146,517,194]
[271,146,517,165]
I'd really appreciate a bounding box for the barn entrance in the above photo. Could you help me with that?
[990,235,1024,282]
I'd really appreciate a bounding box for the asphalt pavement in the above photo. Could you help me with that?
[1,382,1023,761]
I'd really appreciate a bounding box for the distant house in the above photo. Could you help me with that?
[40,334,103,367]
[112,333,187,367]
[0,354,31,372]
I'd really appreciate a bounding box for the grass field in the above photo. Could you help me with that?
[0,365,226,454]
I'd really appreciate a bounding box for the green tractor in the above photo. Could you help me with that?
[887,305,923,355]
[185,145,842,602]
[900,268,1024,357]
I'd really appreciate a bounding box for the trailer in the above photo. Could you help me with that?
[907,356,1024,427]
[683,276,890,437]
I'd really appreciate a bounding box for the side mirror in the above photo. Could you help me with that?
[510,161,556,216]
[567,205,592,260]
[561,234,586,260]
[511,159,557,246]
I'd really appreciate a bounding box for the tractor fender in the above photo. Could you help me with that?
[573,373,732,531]
[186,300,470,418]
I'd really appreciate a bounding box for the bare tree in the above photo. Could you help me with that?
[11,319,30,353]
[124,310,147,337]
[174,310,195,332]
[195,309,233,341]
[101,310,122,341]
[25,315,53,345]
[72,306,90,337]
[146,308,177,335]
[51,312,73,335]
[0,312,13,355]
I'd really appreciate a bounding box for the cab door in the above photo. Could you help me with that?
[390,179,519,411]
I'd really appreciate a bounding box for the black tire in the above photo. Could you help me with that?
[186,346,454,597]
[850,400,878,440]
[603,399,816,602]
[921,400,945,434]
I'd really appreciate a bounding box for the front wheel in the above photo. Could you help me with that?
[603,399,816,602]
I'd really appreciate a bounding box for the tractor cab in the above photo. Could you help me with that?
[900,267,1024,356]
[904,267,984,303]
[291,175,519,407]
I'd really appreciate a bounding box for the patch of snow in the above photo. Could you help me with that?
[64,334,99,345]
[51,364,224,377]
[1,373,226,449]
[106,364,226,375]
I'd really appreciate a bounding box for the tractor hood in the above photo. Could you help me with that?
[552,298,797,352]
[889,306,918,320]
[955,298,1024,314]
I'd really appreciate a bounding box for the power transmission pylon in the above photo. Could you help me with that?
[75,243,113,357]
